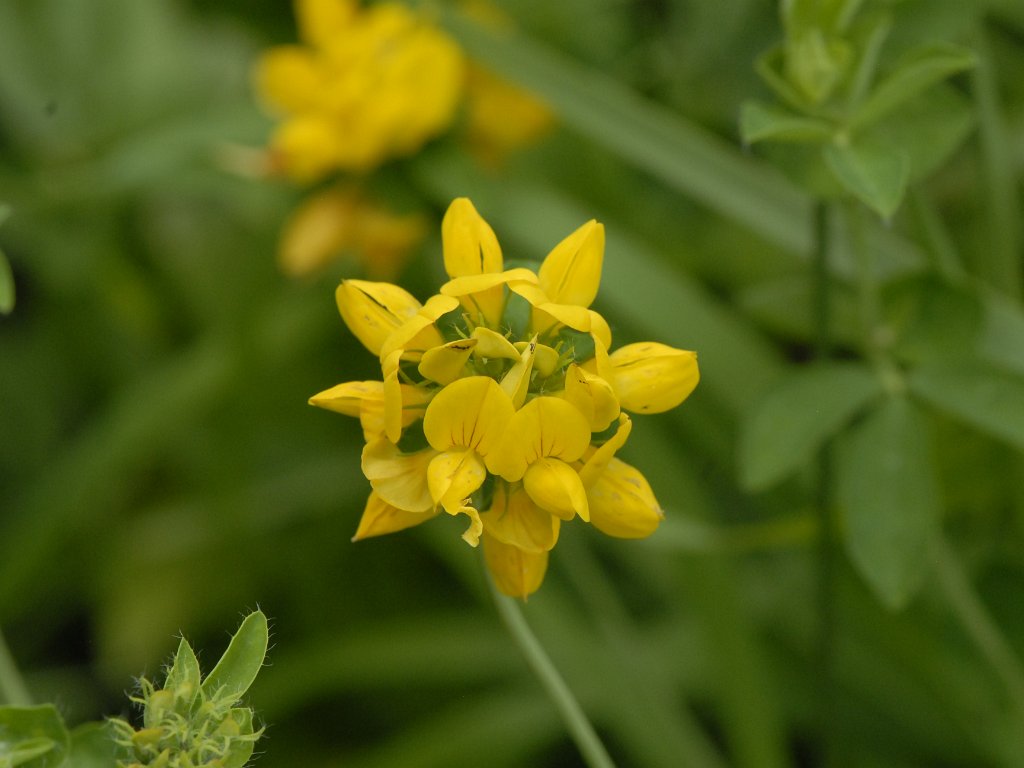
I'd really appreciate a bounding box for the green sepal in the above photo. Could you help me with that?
[219,709,259,768]
[164,636,202,714]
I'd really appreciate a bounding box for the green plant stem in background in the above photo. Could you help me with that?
[0,626,32,706]
[934,539,1024,723]
[486,572,616,768]
[812,202,837,767]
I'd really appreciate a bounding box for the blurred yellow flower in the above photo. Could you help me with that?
[256,0,464,181]
[278,186,428,279]
[464,63,555,167]
[311,198,699,597]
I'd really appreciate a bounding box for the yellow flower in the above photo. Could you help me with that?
[312,197,699,597]
[278,186,428,279]
[256,0,464,181]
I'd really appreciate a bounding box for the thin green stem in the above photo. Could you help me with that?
[0,626,32,706]
[485,573,616,768]
[812,201,837,767]
[934,538,1024,723]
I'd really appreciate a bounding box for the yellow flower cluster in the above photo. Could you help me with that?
[256,0,464,181]
[311,199,699,597]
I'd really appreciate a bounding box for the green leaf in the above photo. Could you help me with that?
[738,362,883,491]
[200,610,268,703]
[909,361,1024,450]
[67,722,120,768]
[883,274,983,364]
[823,139,909,218]
[165,636,201,711]
[739,101,835,144]
[864,83,975,184]
[0,706,70,768]
[851,42,976,130]
[441,8,815,256]
[978,290,1024,377]
[836,396,939,610]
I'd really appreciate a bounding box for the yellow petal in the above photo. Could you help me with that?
[423,376,515,453]
[278,188,358,277]
[441,198,503,277]
[255,46,321,115]
[419,338,477,385]
[361,439,435,512]
[426,449,486,545]
[610,342,700,413]
[563,363,620,432]
[538,219,604,308]
[471,327,520,361]
[295,0,356,48]
[499,336,538,409]
[270,116,342,182]
[508,283,591,335]
[485,396,591,481]
[588,310,612,350]
[352,491,439,542]
[578,414,633,488]
[441,268,537,328]
[377,294,459,363]
[336,279,422,355]
[482,484,560,552]
[483,533,548,599]
[514,341,559,376]
[382,350,404,443]
[523,457,589,521]
[588,458,663,538]
[308,380,382,418]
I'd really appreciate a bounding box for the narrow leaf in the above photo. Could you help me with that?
[836,396,939,609]
[739,362,883,490]
[909,361,1024,450]
[824,140,909,218]
[851,42,976,130]
[200,611,268,702]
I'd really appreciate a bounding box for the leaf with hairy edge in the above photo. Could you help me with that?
[200,610,269,703]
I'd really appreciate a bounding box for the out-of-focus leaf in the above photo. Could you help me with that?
[67,722,120,768]
[884,274,983,364]
[200,610,268,702]
[0,705,70,768]
[836,396,939,610]
[851,42,976,130]
[441,7,815,256]
[824,139,909,218]
[865,83,975,184]
[739,101,835,144]
[909,361,1024,450]
[736,273,862,346]
[978,291,1024,377]
[739,362,883,491]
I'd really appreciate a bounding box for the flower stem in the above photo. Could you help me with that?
[0,626,32,706]
[485,573,616,768]
[812,201,837,767]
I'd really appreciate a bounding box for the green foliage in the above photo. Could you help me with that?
[2,0,1024,767]
[109,611,267,768]
[836,395,940,609]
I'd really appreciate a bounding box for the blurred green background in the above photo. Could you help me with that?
[2,0,1024,766]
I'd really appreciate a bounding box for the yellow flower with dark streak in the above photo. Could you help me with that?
[311,198,699,597]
